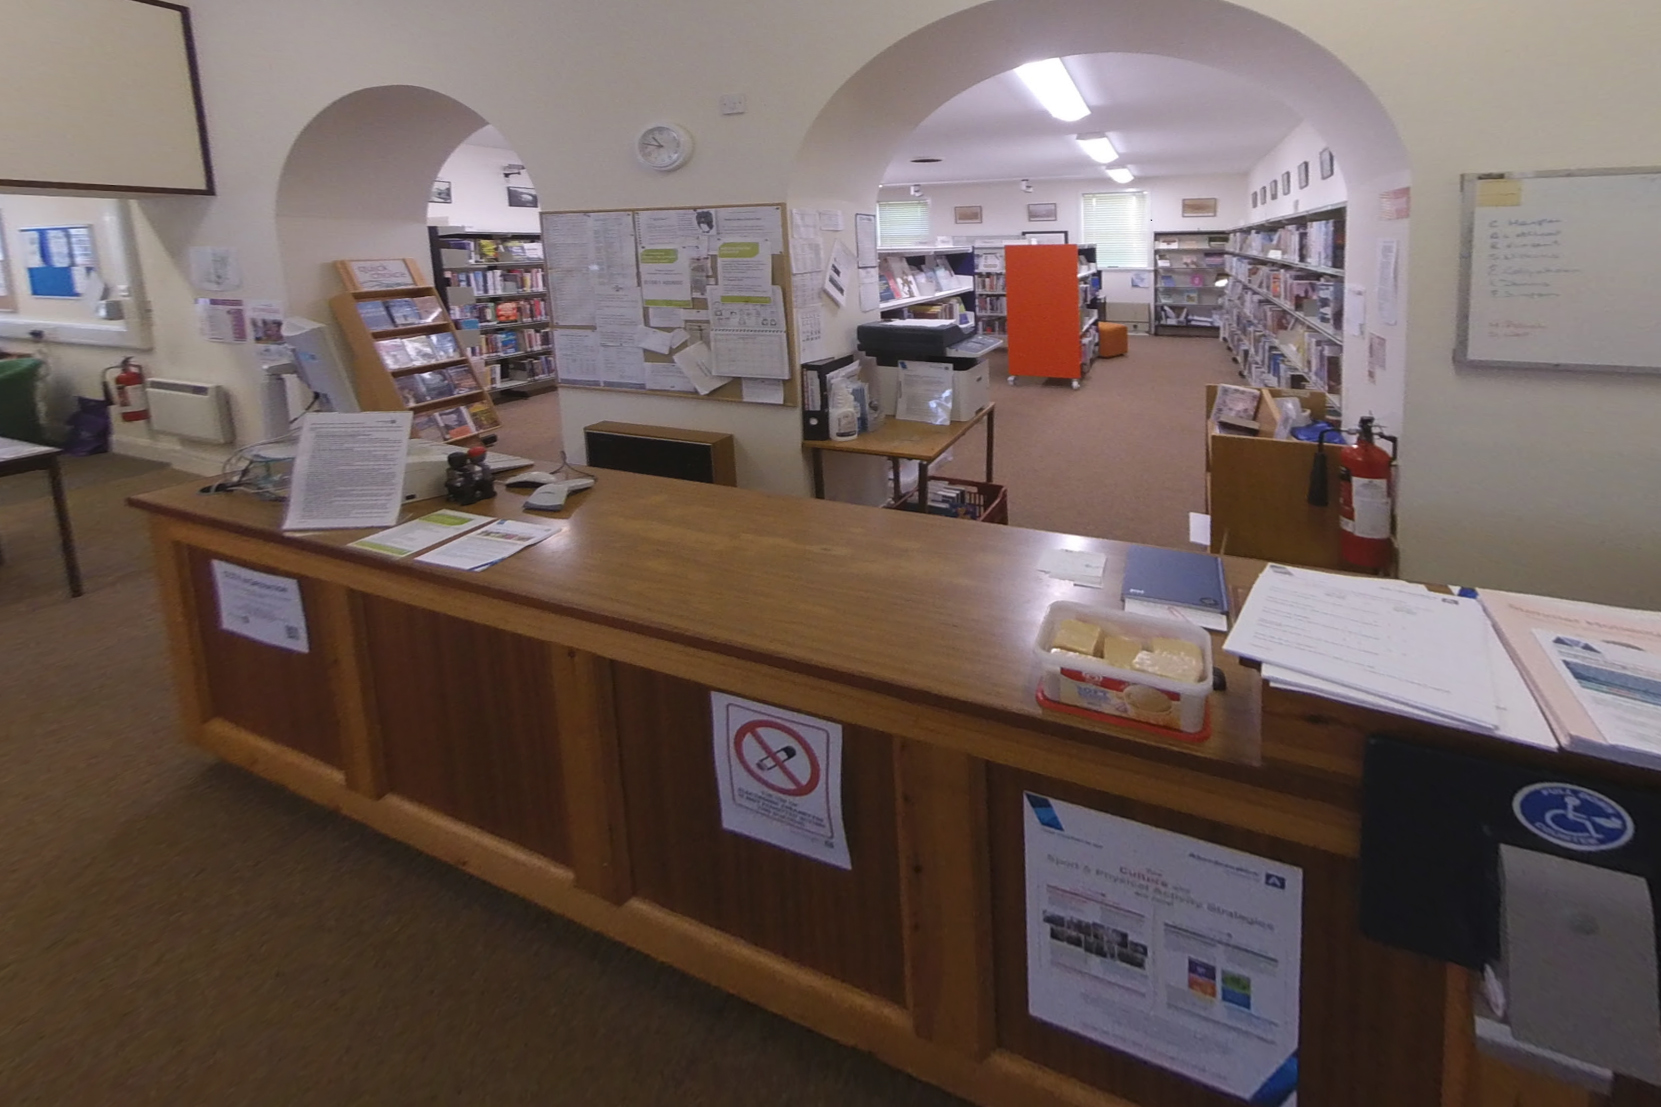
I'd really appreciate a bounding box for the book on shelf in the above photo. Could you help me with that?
[403,335,439,364]
[414,295,447,324]
[467,400,501,431]
[412,412,445,441]
[385,298,423,327]
[432,405,477,442]
[394,375,427,407]
[431,332,460,359]
[375,339,414,369]
[445,365,481,394]
[356,301,394,331]
[415,369,456,399]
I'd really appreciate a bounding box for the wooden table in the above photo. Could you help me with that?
[805,402,994,506]
[0,437,82,597]
[127,470,1653,1107]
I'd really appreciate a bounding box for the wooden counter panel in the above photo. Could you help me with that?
[985,767,1447,1107]
[359,597,570,865]
[612,664,907,1005]
[185,548,343,768]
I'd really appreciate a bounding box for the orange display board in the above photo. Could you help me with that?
[1006,244,1086,382]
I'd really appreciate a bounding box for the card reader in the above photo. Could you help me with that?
[522,477,594,512]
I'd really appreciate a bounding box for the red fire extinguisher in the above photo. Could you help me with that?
[1337,416,1397,570]
[108,357,149,423]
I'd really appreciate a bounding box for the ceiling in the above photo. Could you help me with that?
[882,53,1302,186]
[464,125,517,150]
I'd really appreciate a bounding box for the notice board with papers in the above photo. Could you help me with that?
[1458,167,1661,374]
[542,203,799,405]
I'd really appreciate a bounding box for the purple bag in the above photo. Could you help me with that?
[63,396,112,456]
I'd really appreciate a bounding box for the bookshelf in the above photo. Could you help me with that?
[876,246,977,323]
[428,227,556,398]
[1005,243,1100,389]
[1219,204,1345,407]
[328,281,503,446]
[1151,232,1229,335]
[974,247,1006,337]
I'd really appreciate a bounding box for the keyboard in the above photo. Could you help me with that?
[483,451,534,474]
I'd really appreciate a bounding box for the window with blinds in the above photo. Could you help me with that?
[876,200,930,247]
[1080,191,1150,268]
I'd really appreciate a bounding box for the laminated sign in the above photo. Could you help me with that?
[710,692,850,869]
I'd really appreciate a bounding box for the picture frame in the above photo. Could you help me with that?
[1021,230,1068,244]
[954,205,983,224]
[1181,197,1218,218]
[429,179,452,204]
[1026,202,1058,222]
[1269,179,1278,201]
[1251,189,1259,208]
[1297,161,1310,190]
[506,186,539,208]
[1281,171,1291,194]
[1319,147,1336,180]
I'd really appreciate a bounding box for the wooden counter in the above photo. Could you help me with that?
[130,469,1645,1107]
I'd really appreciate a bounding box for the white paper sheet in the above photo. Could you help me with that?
[595,289,644,346]
[640,245,694,306]
[854,213,878,268]
[1123,597,1229,632]
[858,267,881,312]
[790,208,820,238]
[715,206,784,254]
[636,326,676,355]
[188,246,240,292]
[711,287,785,331]
[553,329,601,386]
[795,306,825,363]
[211,560,310,652]
[1188,512,1212,547]
[282,411,411,531]
[819,209,844,232]
[895,359,953,424]
[711,692,850,870]
[741,378,786,404]
[196,298,248,343]
[0,437,55,461]
[790,237,824,274]
[591,211,639,289]
[823,239,856,307]
[711,329,789,380]
[636,209,702,247]
[646,359,698,393]
[414,518,563,571]
[347,509,492,558]
[545,212,598,325]
[716,240,772,301]
[673,341,732,394]
[646,305,684,327]
[600,344,647,388]
[1037,548,1106,588]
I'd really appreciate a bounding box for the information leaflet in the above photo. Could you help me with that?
[1023,792,1302,1103]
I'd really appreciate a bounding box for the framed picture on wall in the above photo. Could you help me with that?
[1281,171,1291,194]
[430,180,452,204]
[1026,202,1058,222]
[1181,197,1218,218]
[506,186,539,208]
[954,205,983,224]
[1269,179,1278,200]
[1319,147,1336,179]
[1252,189,1260,208]
[1297,162,1310,190]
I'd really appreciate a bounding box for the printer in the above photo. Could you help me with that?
[857,320,995,423]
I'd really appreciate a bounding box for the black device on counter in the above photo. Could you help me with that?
[855,320,970,360]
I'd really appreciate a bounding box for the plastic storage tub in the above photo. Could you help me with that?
[1034,601,1213,733]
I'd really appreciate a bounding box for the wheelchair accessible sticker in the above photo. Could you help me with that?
[1513,782,1634,852]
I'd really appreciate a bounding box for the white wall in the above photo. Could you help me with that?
[426,142,540,234]
[876,174,1246,304]
[1246,121,1346,221]
[41,0,1661,604]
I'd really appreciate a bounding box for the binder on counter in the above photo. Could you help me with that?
[1121,546,1229,613]
[800,353,858,441]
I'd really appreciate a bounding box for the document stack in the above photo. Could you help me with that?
[1223,565,1557,749]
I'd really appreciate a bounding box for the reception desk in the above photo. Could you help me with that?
[130,471,1647,1107]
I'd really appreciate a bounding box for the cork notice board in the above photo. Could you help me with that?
[541,204,797,405]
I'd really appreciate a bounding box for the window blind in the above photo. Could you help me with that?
[1080,191,1150,268]
[876,200,930,247]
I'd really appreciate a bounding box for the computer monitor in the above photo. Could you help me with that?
[279,316,360,416]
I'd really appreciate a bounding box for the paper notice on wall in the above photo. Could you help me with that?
[600,344,647,388]
[189,246,240,292]
[795,305,825,363]
[716,206,784,254]
[712,287,786,331]
[819,209,845,232]
[711,329,790,380]
[646,305,684,328]
[716,241,772,301]
[673,341,731,394]
[553,328,601,386]
[854,213,878,268]
[1346,285,1367,337]
[1368,332,1386,384]
[646,359,698,393]
[637,209,706,248]
[196,298,248,343]
[282,411,411,531]
[212,560,310,653]
[858,267,881,312]
[545,212,598,325]
[1376,239,1400,327]
[741,378,786,404]
[790,208,820,238]
[591,211,639,290]
[640,245,694,306]
[791,271,822,308]
[636,326,676,355]
[1024,792,1303,1101]
[711,692,850,870]
[595,289,644,345]
[790,237,824,274]
[823,239,856,307]
[248,299,285,344]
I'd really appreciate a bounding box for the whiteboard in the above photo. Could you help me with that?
[1457,168,1661,373]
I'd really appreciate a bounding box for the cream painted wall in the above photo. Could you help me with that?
[426,143,541,234]
[1246,121,1346,220]
[60,0,1661,604]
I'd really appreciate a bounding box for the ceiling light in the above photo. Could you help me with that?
[1105,166,1135,184]
[1015,58,1089,123]
[1074,133,1119,164]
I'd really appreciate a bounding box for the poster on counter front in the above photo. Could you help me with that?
[1023,792,1302,1104]
[711,692,850,869]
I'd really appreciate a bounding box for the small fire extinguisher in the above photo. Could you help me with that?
[1337,416,1397,570]
[107,357,149,423]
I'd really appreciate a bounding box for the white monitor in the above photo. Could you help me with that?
[280,317,360,415]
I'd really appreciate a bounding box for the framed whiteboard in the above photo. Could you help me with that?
[1458,167,1661,373]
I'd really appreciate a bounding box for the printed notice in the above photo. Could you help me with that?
[347,510,491,558]
[640,246,693,306]
[1024,793,1302,1102]
[282,411,411,531]
[673,341,731,394]
[711,328,789,380]
[717,240,772,302]
[211,560,310,653]
[413,518,563,571]
[553,329,601,386]
[711,692,850,869]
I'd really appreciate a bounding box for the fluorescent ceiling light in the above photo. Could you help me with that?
[1075,133,1119,164]
[1015,58,1089,122]
[1105,167,1135,184]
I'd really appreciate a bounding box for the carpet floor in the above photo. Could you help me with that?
[0,339,1234,1104]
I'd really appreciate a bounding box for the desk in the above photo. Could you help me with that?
[805,402,994,505]
[128,471,1643,1107]
[0,438,82,597]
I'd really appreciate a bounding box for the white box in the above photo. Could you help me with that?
[1034,601,1213,733]
[952,359,989,420]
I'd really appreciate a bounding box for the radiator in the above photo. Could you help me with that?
[146,377,234,443]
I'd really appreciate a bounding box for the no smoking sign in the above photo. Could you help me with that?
[711,693,850,870]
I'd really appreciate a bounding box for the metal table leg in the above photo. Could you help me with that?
[984,405,996,483]
[46,456,83,597]
[811,448,826,499]
[917,461,930,515]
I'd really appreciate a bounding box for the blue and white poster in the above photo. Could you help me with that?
[1023,793,1303,1104]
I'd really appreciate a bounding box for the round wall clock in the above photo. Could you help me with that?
[636,123,694,171]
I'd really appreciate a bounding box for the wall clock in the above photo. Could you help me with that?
[636,123,694,171]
